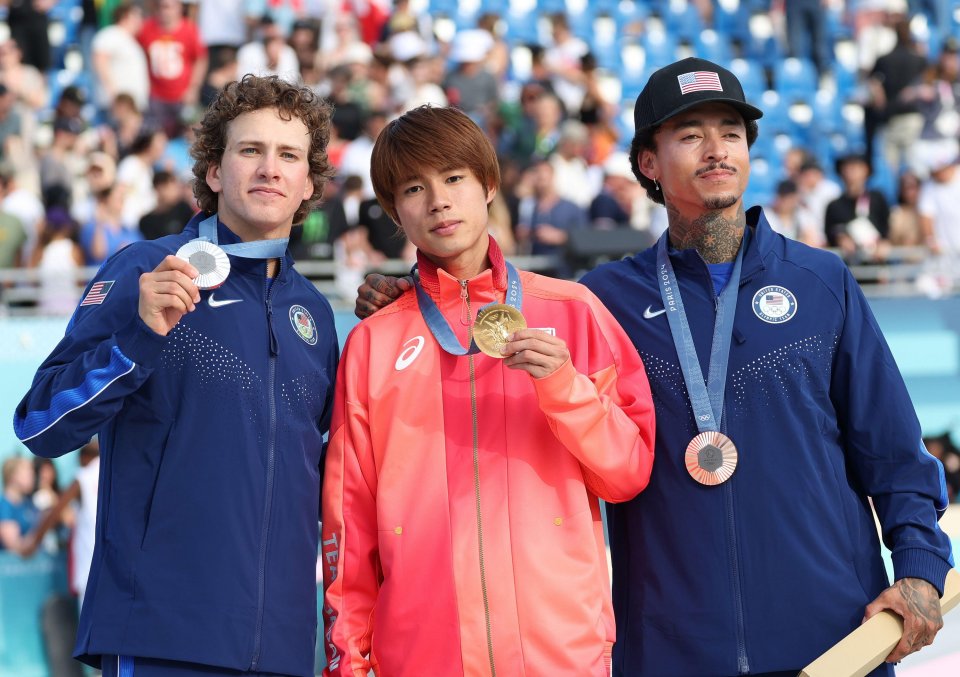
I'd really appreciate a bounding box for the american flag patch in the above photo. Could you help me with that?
[765,294,784,305]
[80,281,115,306]
[677,71,723,95]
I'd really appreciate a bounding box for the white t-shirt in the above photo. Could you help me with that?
[117,155,156,230]
[918,168,960,257]
[235,41,301,84]
[198,0,248,48]
[3,187,44,266]
[92,25,150,111]
[72,457,100,605]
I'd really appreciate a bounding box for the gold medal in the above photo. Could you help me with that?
[473,304,527,358]
[685,431,738,486]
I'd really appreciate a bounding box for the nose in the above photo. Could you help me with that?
[428,183,452,213]
[703,131,729,163]
[258,151,281,179]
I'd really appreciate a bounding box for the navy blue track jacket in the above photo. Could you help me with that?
[581,207,954,676]
[14,214,338,676]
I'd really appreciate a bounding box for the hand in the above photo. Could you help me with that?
[863,577,943,663]
[354,273,413,319]
[138,255,200,336]
[501,329,570,379]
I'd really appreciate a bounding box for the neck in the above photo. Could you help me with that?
[431,251,490,281]
[4,487,23,503]
[666,202,746,264]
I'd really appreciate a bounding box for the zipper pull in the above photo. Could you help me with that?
[266,298,279,356]
[459,280,471,326]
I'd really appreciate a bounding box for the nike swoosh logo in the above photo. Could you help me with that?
[643,305,666,319]
[208,294,243,309]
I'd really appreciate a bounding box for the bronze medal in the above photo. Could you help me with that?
[473,304,527,358]
[685,431,738,486]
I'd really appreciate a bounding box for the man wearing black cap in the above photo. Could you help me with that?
[350,57,955,675]
[579,57,952,676]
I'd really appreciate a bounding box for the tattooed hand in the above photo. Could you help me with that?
[354,274,413,319]
[863,577,943,663]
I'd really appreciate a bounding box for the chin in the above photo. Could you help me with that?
[703,194,740,210]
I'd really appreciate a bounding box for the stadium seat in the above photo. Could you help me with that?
[729,57,766,102]
[663,2,704,43]
[641,29,678,69]
[773,57,818,100]
[693,29,733,64]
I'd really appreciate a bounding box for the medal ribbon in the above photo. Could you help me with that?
[655,228,749,433]
[413,260,523,356]
[196,214,289,259]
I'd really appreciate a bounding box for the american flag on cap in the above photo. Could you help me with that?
[80,280,115,306]
[677,71,723,95]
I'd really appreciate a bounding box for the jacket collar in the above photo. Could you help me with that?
[183,211,295,280]
[415,235,507,299]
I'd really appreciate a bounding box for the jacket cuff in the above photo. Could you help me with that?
[892,547,952,597]
[115,314,169,368]
[531,358,577,406]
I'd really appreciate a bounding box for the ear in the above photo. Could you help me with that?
[485,183,498,205]
[301,175,314,202]
[638,149,658,183]
[206,163,222,194]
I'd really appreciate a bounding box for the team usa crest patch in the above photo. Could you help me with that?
[752,286,798,324]
[289,305,318,345]
[80,280,115,306]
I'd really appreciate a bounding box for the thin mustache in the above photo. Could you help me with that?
[696,163,737,176]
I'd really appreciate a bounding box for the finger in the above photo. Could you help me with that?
[395,276,415,291]
[355,300,379,320]
[370,274,406,299]
[150,282,198,313]
[154,254,199,279]
[360,286,398,309]
[143,271,201,303]
[502,337,567,359]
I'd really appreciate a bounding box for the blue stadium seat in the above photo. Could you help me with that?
[693,29,733,64]
[773,57,818,100]
[729,58,766,102]
[663,3,703,42]
[641,30,678,69]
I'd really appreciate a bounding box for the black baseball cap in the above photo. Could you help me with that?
[634,57,763,132]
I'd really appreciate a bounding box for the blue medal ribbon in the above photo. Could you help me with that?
[413,260,523,356]
[195,214,289,259]
[655,228,749,433]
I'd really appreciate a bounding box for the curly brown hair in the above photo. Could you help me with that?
[191,75,334,226]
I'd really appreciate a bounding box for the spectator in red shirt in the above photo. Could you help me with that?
[138,0,208,138]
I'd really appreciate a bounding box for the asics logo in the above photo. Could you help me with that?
[208,293,243,308]
[643,305,666,319]
[395,336,425,371]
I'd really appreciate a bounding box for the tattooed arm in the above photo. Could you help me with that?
[354,274,413,319]
[863,577,944,663]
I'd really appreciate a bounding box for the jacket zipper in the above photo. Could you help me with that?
[463,279,497,677]
[251,264,281,670]
[703,256,750,674]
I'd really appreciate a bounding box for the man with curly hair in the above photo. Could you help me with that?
[15,75,339,677]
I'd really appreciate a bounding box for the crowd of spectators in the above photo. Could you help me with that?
[0,0,958,312]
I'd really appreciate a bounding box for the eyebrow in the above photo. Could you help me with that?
[232,139,308,152]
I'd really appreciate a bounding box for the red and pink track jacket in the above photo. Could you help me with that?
[322,239,655,676]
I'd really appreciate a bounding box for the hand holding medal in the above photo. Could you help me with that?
[138,255,201,337]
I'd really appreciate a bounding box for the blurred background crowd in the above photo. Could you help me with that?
[0,0,958,313]
[2,2,960,674]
